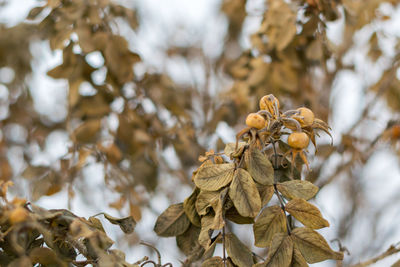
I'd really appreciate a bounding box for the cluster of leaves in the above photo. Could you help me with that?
[154,95,343,266]
[1,0,400,265]
[0,181,142,266]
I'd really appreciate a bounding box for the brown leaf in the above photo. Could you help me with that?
[183,188,201,227]
[211,187,229,230]
[291,227,344,263]
[263,233,293,267]
[73,119,101,143]
[27,6,45,20]
[8,256,32,267]
[176,224,203,258]
[201,256,224,267]
[229,168,261,218]
[154,203,190,237]
[224,142,246,158]
[285,199,329,229]
[225,232,254,267]
[29,247,68,267]
[276,180,319,200]
[257,184,275,206]
[253,205,287,247]
[245,148,274,185]
[260,0,297,51]
[198,214,214,249]
[291,246,309,267]
[225,206,254,224]
[102,213,136,234]
[196,190,220,216]
[194,163,235,191]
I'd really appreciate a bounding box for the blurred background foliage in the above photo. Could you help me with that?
[0,0,400,265]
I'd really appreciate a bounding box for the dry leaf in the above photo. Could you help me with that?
[225,232,254,267]
[154,203,190,237]
[276,180,319,200]
[245,148,274,185]
[229,168,261,218]
[253,205,287,247]
[183,188,201,227]
[291,227,344,263]
[263,233,293,267]
[194,163,235,191]
[102,213,136,234]
[285,199,329,229]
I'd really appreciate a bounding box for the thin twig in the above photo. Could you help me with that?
[140,241,162,266]
[222,226,227,267]
[349,243,400,267]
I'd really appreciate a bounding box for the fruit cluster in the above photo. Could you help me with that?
[239,94,331,171]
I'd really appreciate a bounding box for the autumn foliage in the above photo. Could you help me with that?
[0,0,400,266]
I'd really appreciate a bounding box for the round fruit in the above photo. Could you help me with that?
[288,132,310,149]
[245,113,266,129]
[296,107,315,127]
[9,207,29,224]
[259,94,280,113]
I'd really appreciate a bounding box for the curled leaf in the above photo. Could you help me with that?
[102,213,136,234]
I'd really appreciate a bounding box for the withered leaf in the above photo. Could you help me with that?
[224,142,246,158]
[291,246,309,267]
[245,148,274,185]
[225,232,254,267]
[102,213,136,234]
[196,190,220,216]
[183,188,201,227]
[263,233,293,267]
[291,227,344,263]
[225,206,254,224]
[87,216,105,232]
[285,199,329,229]
[276,180,319,200]
[8,256,32,267]
[154,203,190,237]
[73,119,101,143]
[253,205,287,247]
[211,187,229,230]
[229,168,261,218]
[29,247,68,267]
[176,224,203,257]
[201,256,224,267]
[198,214,215,249]
[257,184,275,206]
[194,163,235,191]
[27,6,45,20]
